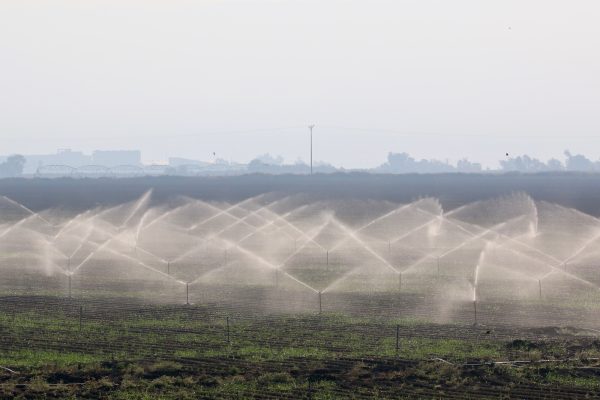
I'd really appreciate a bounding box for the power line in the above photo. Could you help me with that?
[309,125,315,175]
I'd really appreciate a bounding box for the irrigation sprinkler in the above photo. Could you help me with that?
[398,272,402,291]
[167,261,170,275]
[318,291,322,314]
[186,283,189,305]
[437,257,440,277]
[67,256,72,299]
[473,300,478,326]
[538,279,542,300]
[79,305,83,331]
[274,268,279,288]
[395,324,400,353]
[388,240,391,254]
[226,316,230,343]
[326,250,329,266]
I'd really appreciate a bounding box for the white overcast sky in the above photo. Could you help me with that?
[1,1,599,168]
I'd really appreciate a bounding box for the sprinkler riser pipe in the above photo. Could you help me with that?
[318,291,322,314]
[395,325,400,352]
[226,316,230,343]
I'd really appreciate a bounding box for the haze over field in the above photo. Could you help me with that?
[1,1,600,168]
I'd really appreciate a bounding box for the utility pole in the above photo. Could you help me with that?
[309,124,315,175]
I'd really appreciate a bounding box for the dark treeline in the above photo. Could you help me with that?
[2,172,600,216]
[6,149,600,177]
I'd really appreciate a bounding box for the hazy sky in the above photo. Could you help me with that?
[1,1,599,168]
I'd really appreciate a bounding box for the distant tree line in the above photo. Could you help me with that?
[6,150,600,178]
[374,153,482,173]
[371,150,600,174]
[0,155,25,178]
[499,151,600,172]
[248,153,337,174]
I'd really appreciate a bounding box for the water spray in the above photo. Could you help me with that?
[473,300,478,325]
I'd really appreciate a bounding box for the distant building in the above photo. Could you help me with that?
[168,157,211,167]
[23,149,92,174]
[92,150,141,167]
